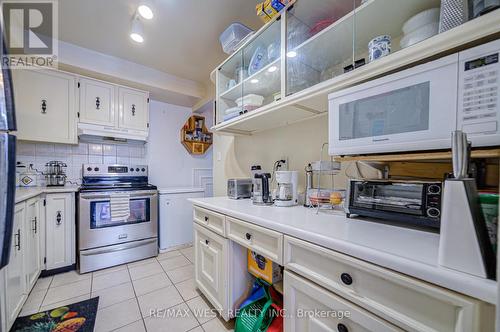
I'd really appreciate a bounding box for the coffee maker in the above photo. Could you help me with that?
[275,171,298,207]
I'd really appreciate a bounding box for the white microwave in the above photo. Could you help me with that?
[328,39,500,156]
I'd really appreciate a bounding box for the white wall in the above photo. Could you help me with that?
[148,100,213,194]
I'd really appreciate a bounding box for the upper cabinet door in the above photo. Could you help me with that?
[118,87,148,131]
[79,78,116,126]
[12,69,77,144]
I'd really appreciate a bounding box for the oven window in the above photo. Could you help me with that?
[90,198,151,229]
[339,82,430,140]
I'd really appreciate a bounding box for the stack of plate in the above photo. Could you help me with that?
[400,8,440,49]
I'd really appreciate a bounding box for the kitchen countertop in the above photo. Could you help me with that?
[16,186,79,203]
[190,197,497,304]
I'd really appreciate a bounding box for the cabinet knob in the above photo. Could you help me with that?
[32,217,37,233]
[205,239,209,245]
[340,273,353,285]
[245,233,252,240]
[56,211,62,225]
[204,216,209,222]
[41,99,47,114]
[337,323,348,332]
[131,104,136,116]
[96,96,101,110]
[14,229,21,251]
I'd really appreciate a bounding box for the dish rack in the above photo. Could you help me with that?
[306,143,344,214]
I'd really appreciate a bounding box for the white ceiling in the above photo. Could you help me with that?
[58,0,263,87]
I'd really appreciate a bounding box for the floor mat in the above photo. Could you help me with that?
[10,297,99,332]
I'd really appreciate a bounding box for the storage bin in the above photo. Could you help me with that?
[220,23,254,55]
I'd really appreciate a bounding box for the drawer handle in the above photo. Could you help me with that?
[245,233,252,241]
[340,273,353,285]
[96,96,101,109]
[14,229,21,251]
[205,239,209,246]
[131,104,136,116]
[204,216,209,223]
[32,217,37,233]
[337,323,348,332]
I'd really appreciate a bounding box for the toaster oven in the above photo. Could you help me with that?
[346,179,442,231]
[227,178,252,199]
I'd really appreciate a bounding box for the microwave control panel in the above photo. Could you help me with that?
[458,40,499,145]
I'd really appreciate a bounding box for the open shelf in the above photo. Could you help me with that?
[212,10,500,135]
[220,58,281,101]
[333,148,500,162]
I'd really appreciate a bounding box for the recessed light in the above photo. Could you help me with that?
[138,4,154,20]
[250,79,259,84]
[130,17,144,43]
[286,51,297,58]
[267,66,278,73]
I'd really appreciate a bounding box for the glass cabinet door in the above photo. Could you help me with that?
[216,50,243,125]
[285,0,358,96]
[242,19,282,112]
[216,19,281,125]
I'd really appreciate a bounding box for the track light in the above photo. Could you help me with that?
[130,16,144,43]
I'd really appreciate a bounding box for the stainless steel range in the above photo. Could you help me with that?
[77,164,158,273]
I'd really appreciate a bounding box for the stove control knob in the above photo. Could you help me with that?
[130,168,134,172]
[87,167,92,171]
[94,167,99,172]
[141,168,146,172]
[136,168,140,172]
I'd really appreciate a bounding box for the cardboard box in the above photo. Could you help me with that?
[256,2,271,23]
[247,250,282,284]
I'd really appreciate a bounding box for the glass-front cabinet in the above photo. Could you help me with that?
[214,0,450,127]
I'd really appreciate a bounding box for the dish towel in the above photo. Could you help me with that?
[110,193,130,222]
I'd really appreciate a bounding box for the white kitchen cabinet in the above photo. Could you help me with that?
[4,203,27,328]
[79,78,116,126]
[284,271,402,332]
[45,193,75,270]
[118,87,149,131]
[12,69,77,144]
[194,223,227,313]
[25,197,42,290]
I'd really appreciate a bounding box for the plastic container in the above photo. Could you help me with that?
[220,23,254,55]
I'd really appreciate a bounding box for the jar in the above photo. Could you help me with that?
[368,35,391,62]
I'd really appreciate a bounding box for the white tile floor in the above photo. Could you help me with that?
[20,246,235,332]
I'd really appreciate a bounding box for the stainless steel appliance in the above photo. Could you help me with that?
[0,35,17,269]
[227,178,252,199]
[45,161,67,186]
[329,40,500,156]
[78,164,158,273]
[274,171,298,207]
[346,179,442,230]
[439,130,496,279]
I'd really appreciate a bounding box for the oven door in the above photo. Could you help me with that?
[78,190,158,250]
[328,54,459,156]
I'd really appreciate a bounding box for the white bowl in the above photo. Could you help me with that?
[402,8,440,35]
[400,22,439,49]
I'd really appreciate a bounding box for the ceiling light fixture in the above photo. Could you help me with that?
[267,66,278,73]
[137,3,154,20]
[130,16,144,43]
[286,51,297,58]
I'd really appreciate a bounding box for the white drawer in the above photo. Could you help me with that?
[284,236,492,332]
[193,206,226,237]
[284,270,402,332]
[226,217,283,264]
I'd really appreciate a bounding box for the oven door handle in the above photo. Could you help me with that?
[79,190,158,200]
[80,238,157,256]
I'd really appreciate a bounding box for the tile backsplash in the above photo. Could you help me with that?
[16,141,148,185]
